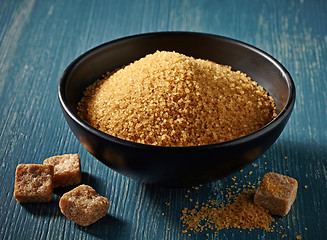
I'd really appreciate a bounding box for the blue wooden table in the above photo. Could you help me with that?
[1,0,326,239]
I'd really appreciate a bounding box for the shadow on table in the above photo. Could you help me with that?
[52,171,103,196]
[78,214,130,240]
[20,200,60,217]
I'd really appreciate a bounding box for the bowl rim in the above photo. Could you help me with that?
[58,31,296,151]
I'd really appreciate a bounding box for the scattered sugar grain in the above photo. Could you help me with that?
[181,189,275,233]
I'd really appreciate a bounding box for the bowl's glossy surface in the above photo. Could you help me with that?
[58,32,295,186]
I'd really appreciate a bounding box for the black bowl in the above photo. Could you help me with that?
[58,32,295,186]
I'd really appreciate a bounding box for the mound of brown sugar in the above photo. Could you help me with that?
[78,51,276,146]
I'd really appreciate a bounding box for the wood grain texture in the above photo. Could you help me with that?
[1,0,326,239]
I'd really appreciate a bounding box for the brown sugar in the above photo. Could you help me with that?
[59,184,109,226]
[43,154,82,188]
[254,172,298,216]
[14,164,54,203]
[180,189,275,233]
[78,51,276,147]
[181,172,299,236]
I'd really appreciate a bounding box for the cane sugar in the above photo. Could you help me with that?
[78,51,276,146]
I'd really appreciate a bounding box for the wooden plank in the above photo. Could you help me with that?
[0,0,326,239]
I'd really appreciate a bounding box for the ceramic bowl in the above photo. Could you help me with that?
[58,32,295,186]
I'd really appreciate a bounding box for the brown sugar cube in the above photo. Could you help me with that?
[14,164,54,203]
[43,154,81,188]
[254,172,298,216]
[59,184,109,226]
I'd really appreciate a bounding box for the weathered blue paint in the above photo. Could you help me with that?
[0,0,326,239]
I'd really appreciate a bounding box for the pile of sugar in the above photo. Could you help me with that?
[78,51,276,146]
[180,189,275,233]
